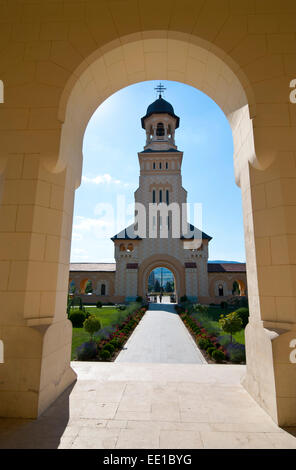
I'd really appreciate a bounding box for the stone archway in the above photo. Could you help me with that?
[0,16,295,426]
[138,254,185,302]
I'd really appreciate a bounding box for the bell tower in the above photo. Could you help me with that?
[135,84,186,231]
[112,85,212,303]
[141,83,180,152]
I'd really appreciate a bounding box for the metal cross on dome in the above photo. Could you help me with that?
[155,83,166,98]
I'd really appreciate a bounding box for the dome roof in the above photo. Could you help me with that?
[141,96,180,128]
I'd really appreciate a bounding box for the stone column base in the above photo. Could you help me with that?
[242,320,296,427]
[0,319,77,419]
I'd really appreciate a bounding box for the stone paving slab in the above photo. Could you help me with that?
[115,303,206,364]
[0,362,295,449]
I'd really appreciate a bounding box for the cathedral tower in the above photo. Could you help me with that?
[112,86,211,302]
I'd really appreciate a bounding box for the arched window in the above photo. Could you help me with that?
[156,122,165,137]
[127,243,134,252]
[119,244,125,251]
[101,284,106,296]
[166,190,169,204]
[159,189,162,203]
[152,189,156,203]
[218,284,224,297]
[159,162,162,169]
[153,162,156,169]
[166,161,168,169]
[149,125,153,140]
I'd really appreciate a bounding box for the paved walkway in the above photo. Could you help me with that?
[115,303,206,364]
[0,363,295,449]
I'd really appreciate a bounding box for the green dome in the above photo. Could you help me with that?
[141,96,180,128]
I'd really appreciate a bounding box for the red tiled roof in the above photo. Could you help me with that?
[208,263,246,273]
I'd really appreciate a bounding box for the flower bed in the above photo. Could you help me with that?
[75,304,148,361]
[175,302,248,364]
[179,310,227,363]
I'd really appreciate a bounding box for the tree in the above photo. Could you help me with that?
[235,308,249,329]
[154,279,161,292]
[165,281,173,292]
[83,315,101,342]
[219,311,243,343]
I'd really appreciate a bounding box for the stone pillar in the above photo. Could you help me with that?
[0,154,76,418]
[240,155,296,426]
[184,264,198,302]
[197,256,209,298]
[125,264,138,302]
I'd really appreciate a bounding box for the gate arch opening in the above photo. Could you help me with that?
[147,266,176,303]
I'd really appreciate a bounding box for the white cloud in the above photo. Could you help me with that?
[72,232,83,241]
[82,173,130,187]
[73,215,115,238]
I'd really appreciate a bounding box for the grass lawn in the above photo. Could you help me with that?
[71,306,121,360]
[191,306,246,345]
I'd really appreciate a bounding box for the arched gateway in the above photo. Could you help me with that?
[112,91,212,303]
[1,13,295,427]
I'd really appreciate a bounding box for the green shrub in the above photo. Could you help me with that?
[83,315,101,341]
[180,295,188,303]
[103,343,115,354]
[235,307,249,329]
[99,349,111,361]
[198,338,212,350]
[136,296,143,303]
[110,339,120,350]
[69,310,86,327]
[76,341,97,361]
[96,301,102,308]
[207,346,216,357]
[212,349,226,363]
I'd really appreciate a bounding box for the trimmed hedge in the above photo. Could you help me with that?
[99,349,111,360]
[103,343,115,354]
[198,338,212,350]
[212,349,226,363]
[235,307,249,329]
[69,310,86,327]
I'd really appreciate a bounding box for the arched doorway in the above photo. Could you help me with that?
[147,267,176,304]
[1,28,294,427]
[232,279,246,297]
[138,254,185,303]
[79,279,93,295]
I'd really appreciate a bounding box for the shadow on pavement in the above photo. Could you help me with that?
[0,382,75,449]
[148,302,177,313]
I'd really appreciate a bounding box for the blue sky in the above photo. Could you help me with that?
[70,80,245,263]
